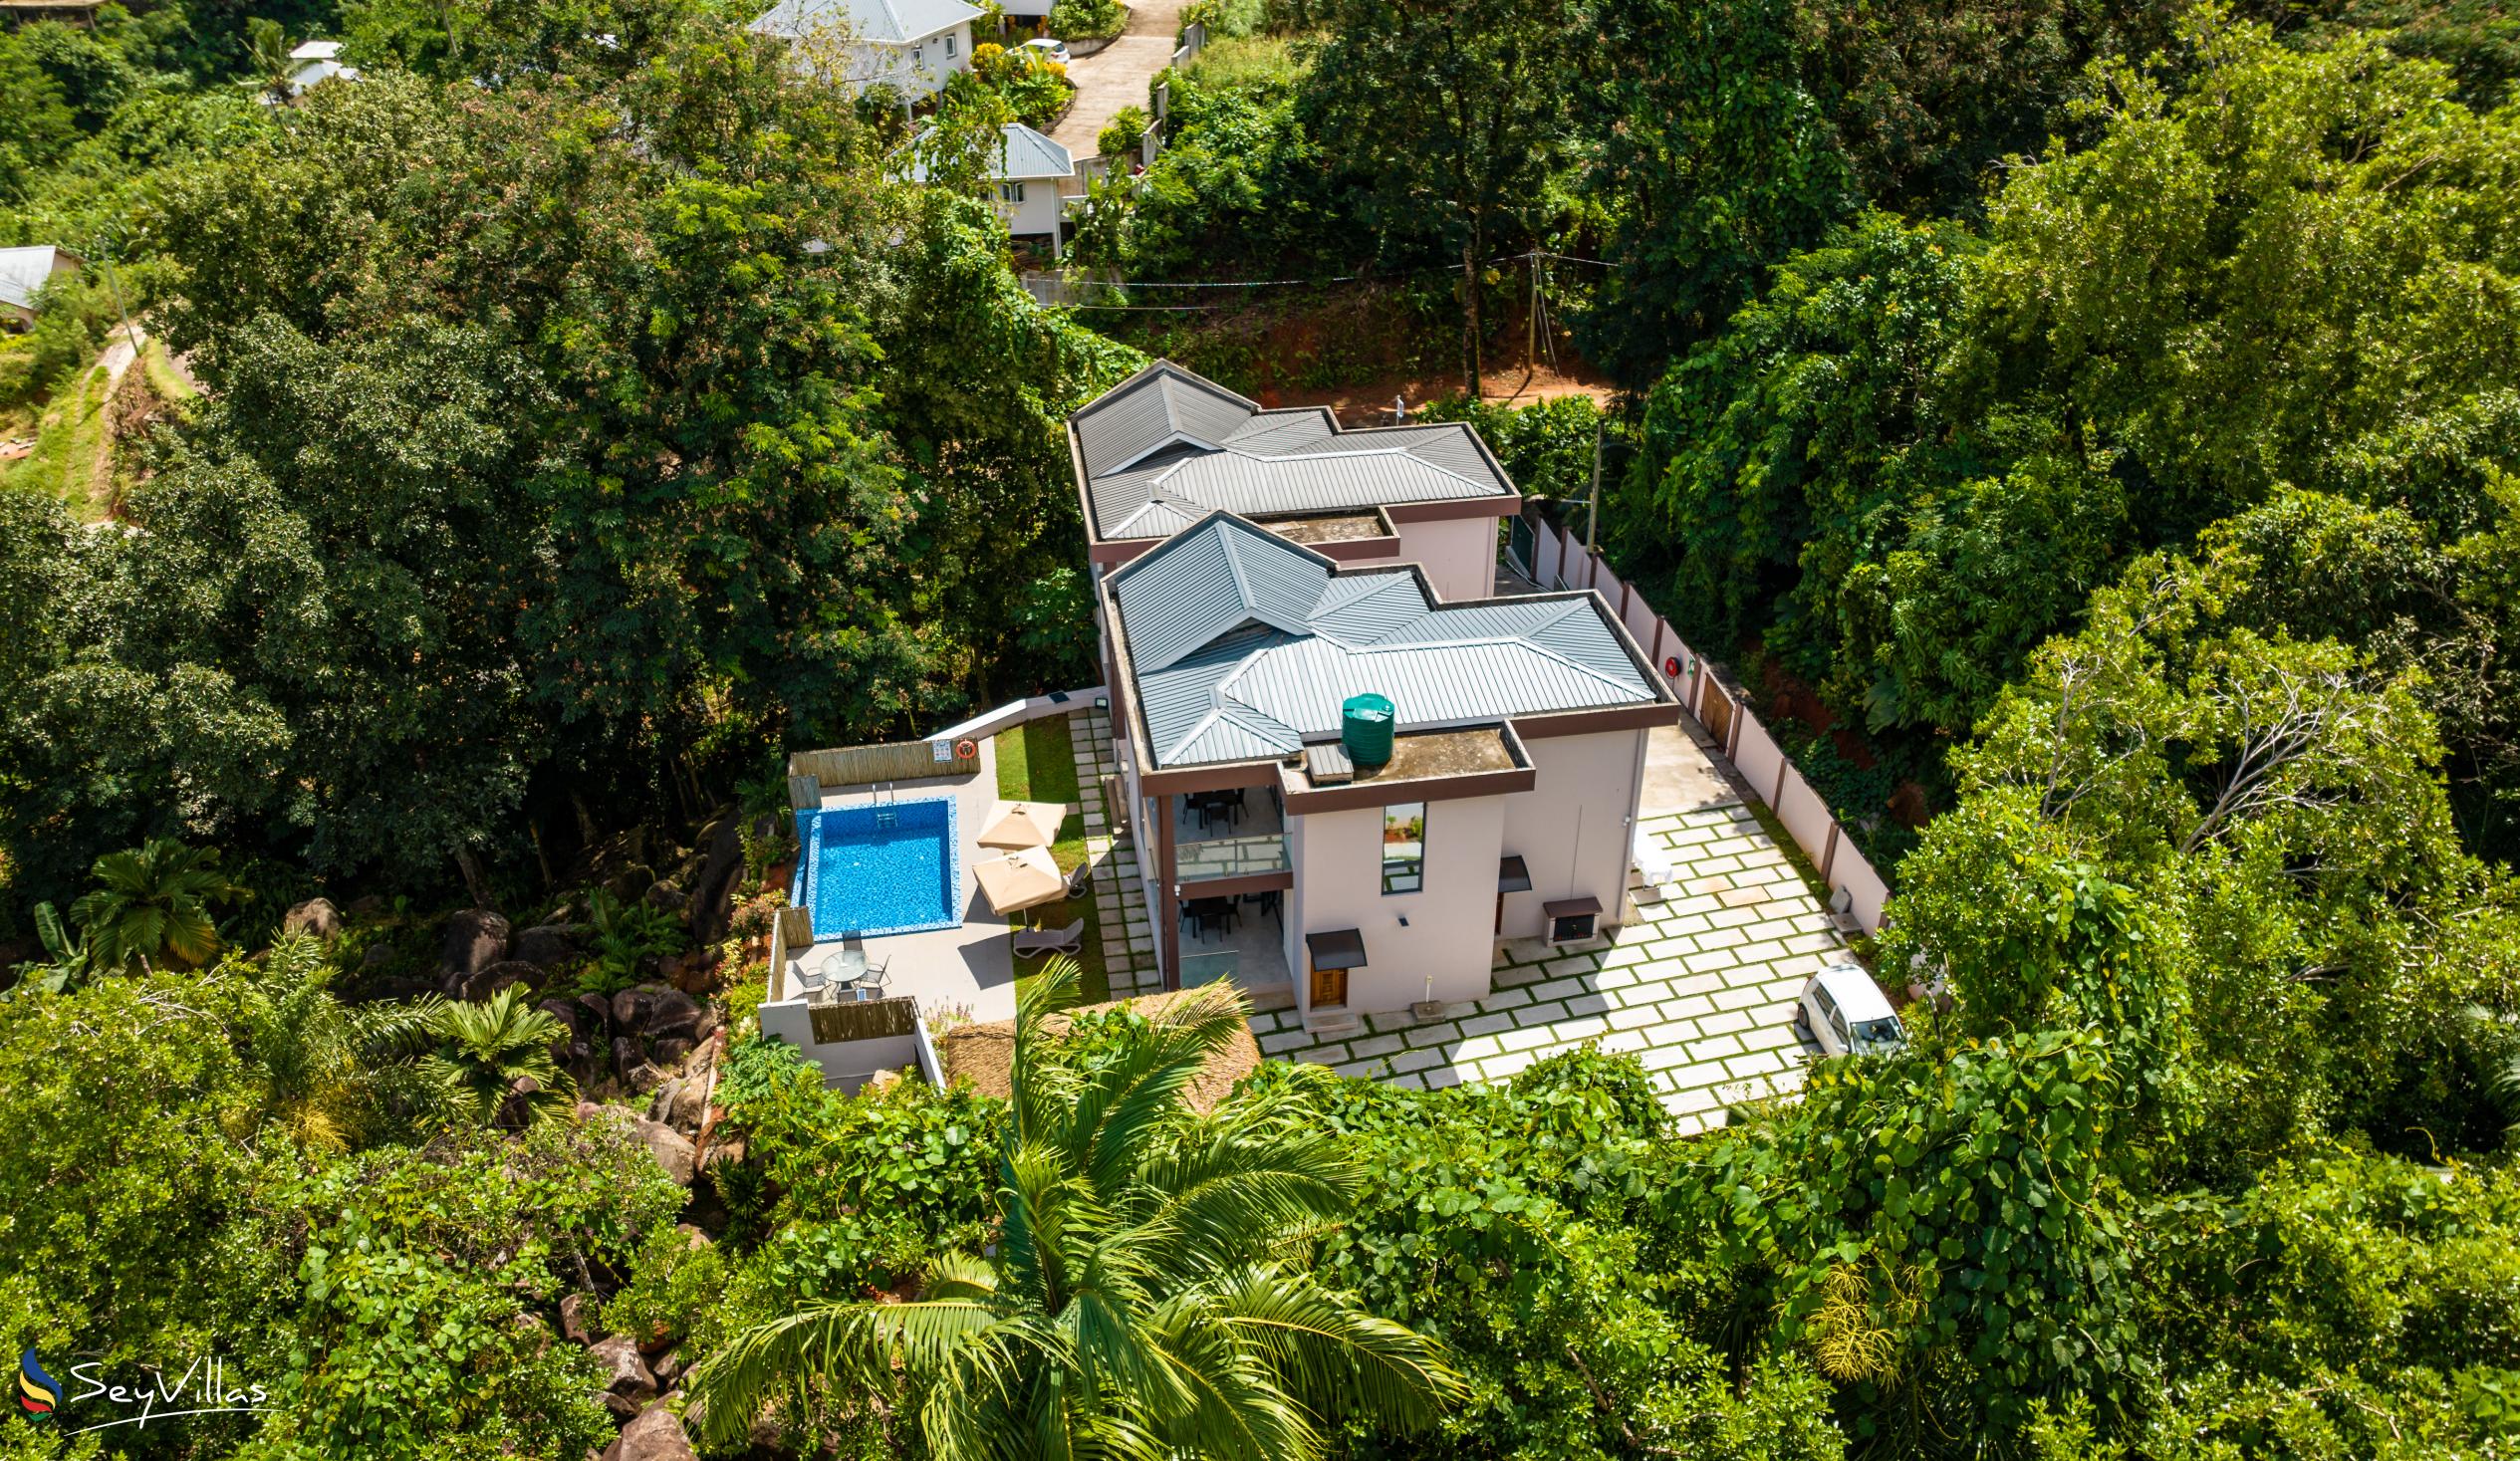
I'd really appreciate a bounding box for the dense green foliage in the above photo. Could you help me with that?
[0,14,1138,912]
[1613,14,2520,853]
[8,0,2520,1456]
[0,947,683,1461]
[688,971,1462,1454]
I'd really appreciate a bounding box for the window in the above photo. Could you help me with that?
[1381,803,1424,894]
[997,181,1027,204]
[944,32,957,56]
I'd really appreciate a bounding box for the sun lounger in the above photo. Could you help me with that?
[1014,918,1085,957]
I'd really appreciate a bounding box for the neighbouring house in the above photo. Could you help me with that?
[1074,364,1679,1034]
[909,122,1077,256]
[750,0,979,102]
[0,246,81,332]
[287,39,360,93]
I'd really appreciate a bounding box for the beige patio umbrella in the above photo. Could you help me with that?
[976,799,1067,851]
[973,847,1067,915]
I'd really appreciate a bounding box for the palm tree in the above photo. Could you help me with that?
[242,18,297,103]
[423,985,578,1129]
[70,839,246,974]
[686,960,1464,1456]
[233,936,444,1151]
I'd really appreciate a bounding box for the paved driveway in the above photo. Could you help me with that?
[1047,0,1187,192]
[1248,728,1844,1133]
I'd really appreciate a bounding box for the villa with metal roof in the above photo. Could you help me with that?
[1088,495,1676,1035]
[907,122,1077,256]
[1070,362,1523,604]
[750,0,980,100]
[0,246,79,331]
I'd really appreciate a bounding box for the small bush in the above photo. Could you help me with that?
[1098,104,1148,158]
[1047,0,1125,41]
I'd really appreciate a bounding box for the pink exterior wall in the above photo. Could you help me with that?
[1287,795,1506,1015]
[1393,516,1499,603]
[1498,727,1648,940]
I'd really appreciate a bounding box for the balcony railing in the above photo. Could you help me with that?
[1180,949,1240,987]
[1176,832,1288,881]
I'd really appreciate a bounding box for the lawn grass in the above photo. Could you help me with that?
[994,714,1083,805]
[2,362,116,520]
[993,716,1110,1002]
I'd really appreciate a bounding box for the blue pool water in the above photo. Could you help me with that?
[792,797,961,939]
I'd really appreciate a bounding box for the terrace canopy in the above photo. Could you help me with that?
[974,847,1066,914]
[977,800,1067,851]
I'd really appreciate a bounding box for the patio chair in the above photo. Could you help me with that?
[856,959,890,993]
[1065,857,1095,899]
[1014,918,1085,957]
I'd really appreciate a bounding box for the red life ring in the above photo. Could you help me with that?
[1662,655,1682,677]
[954,738,978,759]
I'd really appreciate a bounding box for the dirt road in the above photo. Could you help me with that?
[1048,0,1188,191]
[1267,362,1620,425]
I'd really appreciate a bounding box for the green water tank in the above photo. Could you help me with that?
[1341,693,1394,768]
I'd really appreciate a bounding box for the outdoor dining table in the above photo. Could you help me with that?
[1183,895,1238,942]
[805,947,868,999]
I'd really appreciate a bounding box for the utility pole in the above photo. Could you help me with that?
[1526,253,1538,376]
[93,227,140,355]
[1586,422,1602,551]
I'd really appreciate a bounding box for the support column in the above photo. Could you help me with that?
[1155,793,1180,992]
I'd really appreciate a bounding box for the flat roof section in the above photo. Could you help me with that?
[1269,512,1391,545]
[1288,727,1517,793]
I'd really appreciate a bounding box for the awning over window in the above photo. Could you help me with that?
[1305,928,1369,971]
[1497,855,1533,893]
[1542,895,1602,919]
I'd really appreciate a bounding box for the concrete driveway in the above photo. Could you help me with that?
[1048,0,1188,193]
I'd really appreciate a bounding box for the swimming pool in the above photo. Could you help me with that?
[791,797,962,939]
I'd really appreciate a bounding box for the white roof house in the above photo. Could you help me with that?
[906,122,1074,185]
[750,0,983,100]
[285,38,360,94]
[906,122,1077,254]
[0,246,80,329]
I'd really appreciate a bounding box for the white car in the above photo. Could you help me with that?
[1020,37,1072,67]
[1794,963,1906,1056]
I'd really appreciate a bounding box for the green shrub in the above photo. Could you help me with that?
[1047,0,1125,41]
[1421,391,1612,500]
[578,886,686,995]
[0,335,38,409]
[1097,103,1148,158]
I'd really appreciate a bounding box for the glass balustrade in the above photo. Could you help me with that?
[1179,950,1241,988]
[1174,832,1288,880]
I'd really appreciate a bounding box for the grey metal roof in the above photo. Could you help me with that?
[1111,515,1658,769]
[0,247,74,314]
[1071,363,1513,540]
[751,0,977,43]
[905,122,1075,183]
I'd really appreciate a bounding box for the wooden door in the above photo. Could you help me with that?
[1698,685,1734,749]
[1310,958,1348,1009]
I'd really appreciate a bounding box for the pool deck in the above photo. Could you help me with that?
[794,740,1021,1025]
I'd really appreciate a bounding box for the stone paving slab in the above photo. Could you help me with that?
[1062,710,1846,1132]
[1245,801,1844,1135]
